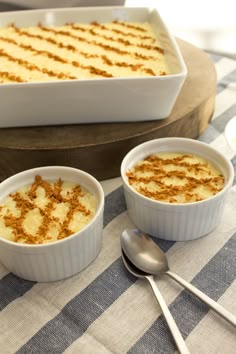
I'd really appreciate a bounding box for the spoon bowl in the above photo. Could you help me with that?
[122,249,150,278]
[121,228,168,274]
[121,229,236,327]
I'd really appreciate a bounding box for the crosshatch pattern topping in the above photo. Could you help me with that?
[0,175,97,244]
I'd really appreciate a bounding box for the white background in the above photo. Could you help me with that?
[125,0,236,58]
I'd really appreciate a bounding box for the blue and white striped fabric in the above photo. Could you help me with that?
[0,54,236,354]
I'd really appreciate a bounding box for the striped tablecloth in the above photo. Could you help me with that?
[0,53,236,354]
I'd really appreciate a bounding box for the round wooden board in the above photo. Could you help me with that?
[0,39,216,182]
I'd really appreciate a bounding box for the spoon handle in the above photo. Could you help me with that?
[166,270,236,327]
[146,275,190,354]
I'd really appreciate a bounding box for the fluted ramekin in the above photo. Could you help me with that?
[0,166,104,282]
[121,138,234,241]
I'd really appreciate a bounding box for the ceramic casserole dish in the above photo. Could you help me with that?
[0,6,187,127]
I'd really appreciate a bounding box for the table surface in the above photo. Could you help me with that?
[0,53,236,354]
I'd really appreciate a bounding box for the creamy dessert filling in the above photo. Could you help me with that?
[0,20,169,84]
[0,175,96,244]
[126,152,225,203]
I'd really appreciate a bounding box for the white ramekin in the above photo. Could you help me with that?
[121,138,234,241]
[0,166,104,282]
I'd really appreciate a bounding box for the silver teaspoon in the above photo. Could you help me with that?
[121,250,190,354]
[121,229,236,327]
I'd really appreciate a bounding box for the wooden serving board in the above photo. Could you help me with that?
[0,39,216,181]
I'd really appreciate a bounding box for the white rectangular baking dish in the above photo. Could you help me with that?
[0,6,187,128]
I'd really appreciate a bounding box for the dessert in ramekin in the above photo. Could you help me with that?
[0,166,104,281]
[121,138,234,241]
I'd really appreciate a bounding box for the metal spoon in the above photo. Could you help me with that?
[121,229,236,328]
[121,249,190,354]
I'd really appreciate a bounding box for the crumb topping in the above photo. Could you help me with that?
[0,175,96,244]
[0,20,169,84]
[126,153,225,203]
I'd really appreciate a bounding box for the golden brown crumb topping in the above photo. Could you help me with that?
[0,175,96,244]
[126,153,225,203]
[0,20,169,84]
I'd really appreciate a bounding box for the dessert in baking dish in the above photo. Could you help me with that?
[0,20,169,84]
[0,175,97,244]
[126,152,225,203]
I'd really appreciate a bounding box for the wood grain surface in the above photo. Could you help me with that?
[0,39,216,181]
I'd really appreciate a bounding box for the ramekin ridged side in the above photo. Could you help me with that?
[121,138,234,241]
[123,183,229,241]
[0,166,104,282]
[0,207,103,282]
